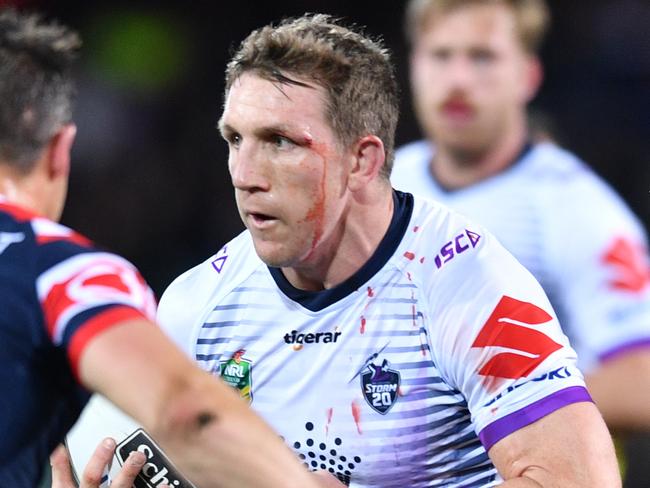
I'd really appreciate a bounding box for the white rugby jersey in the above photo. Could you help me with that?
[158,192,589,487]
[393,141,650,373]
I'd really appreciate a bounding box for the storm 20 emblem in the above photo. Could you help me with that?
[361,359,400,414]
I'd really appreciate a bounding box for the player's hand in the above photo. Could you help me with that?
[50,438,153,488]
[312,470,347,487]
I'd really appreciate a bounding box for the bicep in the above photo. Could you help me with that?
[488,402,621,487]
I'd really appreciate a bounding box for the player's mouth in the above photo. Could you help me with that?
[440,100,475,123]
[247,212,277,229]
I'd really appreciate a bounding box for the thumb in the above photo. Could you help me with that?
[50,444,76,488]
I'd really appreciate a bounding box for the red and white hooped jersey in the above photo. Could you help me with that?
[0,199,155,486]
[393,141,650,373]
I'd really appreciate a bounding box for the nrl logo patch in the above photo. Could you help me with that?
[361,359,400,414]
[219,349,253,403]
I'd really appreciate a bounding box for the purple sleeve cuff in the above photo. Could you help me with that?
[478,386,592,451]
[599,338,650,363]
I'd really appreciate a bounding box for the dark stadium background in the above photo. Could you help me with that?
[1,1,646,485]
[2,0,646,297]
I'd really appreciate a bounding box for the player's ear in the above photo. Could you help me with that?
[522,55,543,103]
[348,135,386,192]
[46,123,77,180]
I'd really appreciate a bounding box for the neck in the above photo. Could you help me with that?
[431,119,528,191]
[281,182,395,291]
[0,167,44,215]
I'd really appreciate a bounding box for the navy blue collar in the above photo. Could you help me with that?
[268,190,414,311]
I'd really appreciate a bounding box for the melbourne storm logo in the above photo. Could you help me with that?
[361,359,400,414]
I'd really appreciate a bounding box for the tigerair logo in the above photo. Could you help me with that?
[283,329,342,345]
[471,296,562,380]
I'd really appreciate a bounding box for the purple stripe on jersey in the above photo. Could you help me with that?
[479,386,592,451]
[599,338,650,363]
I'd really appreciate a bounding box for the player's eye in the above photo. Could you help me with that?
[271,135,294,149]
[226,133,242,148]
[429,47,451,63]
[470,48,496,65]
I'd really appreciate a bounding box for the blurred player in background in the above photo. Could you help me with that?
[156,13,620,487]
[392,1,650,484]
[0,8,328,487]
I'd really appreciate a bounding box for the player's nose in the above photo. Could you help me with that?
[229,143,270,193]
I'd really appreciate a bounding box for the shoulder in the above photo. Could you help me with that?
[0,204,136,286]
[406,197,551,321]
[526,143,628,208]
[525,143,646,241]
[157,230,264,330]
[523,143,590,182]
[404,196,519,291]
[0,203,93,258]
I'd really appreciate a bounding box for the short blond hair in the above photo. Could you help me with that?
[225,14,400,179]
[405,0,550,54]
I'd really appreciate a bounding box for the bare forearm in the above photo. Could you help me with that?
[80,320,318,488]
[151,373,318,488]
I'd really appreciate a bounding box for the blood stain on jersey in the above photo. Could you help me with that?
[472,296,562,383]
[219,349,253,403]
[601,236,650,293]
[366,286,374,297]
[360,316,366,335]
[325,407,334,436]
[351,400,363,434]
[413,225,419,233]
[403,251,415,261]
[410,291,418,328]
[360,359,401,415]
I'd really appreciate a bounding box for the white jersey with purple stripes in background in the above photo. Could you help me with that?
[392,141,650,374]
[157,191,589,487]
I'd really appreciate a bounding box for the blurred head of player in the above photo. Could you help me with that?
[220,14,399,273]
[0,8,80,221]
[406,0,549,163]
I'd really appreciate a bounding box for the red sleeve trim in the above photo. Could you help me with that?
[0,201,39,221]
[68,305,148,384]
[36,232,92,247]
